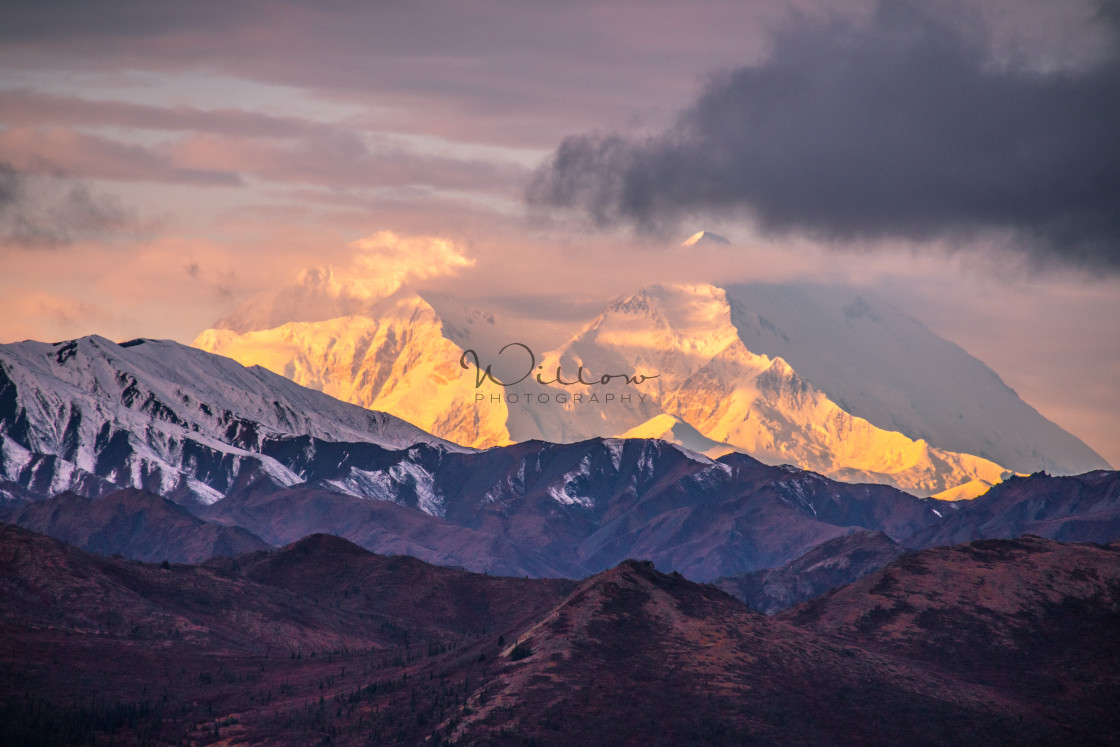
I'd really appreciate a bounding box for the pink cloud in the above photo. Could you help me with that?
[0,127,241,185]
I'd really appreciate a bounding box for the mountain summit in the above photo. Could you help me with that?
[681,230,730,246]
[532,283,1008,495]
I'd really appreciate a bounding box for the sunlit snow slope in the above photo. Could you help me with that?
[532,284,1009,495]
[192,274,1102,496]
[724,283,1109,476]
[196,288,511,449]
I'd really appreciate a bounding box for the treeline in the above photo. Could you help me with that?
[0,694,168,746]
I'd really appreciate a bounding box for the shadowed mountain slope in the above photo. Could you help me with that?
[0,488,270,563]
[449,557,1086,745]
[784,535,1120,734]
[714,529,904,614]
[3,524,1118,745]
[207,532,577,639]
[908,470,1120,548]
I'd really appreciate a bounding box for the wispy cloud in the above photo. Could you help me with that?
[0,88,332,138]
[166,132,528,193]
[0,161,137,249]
[0,91,528,195]
[0,1,797,148]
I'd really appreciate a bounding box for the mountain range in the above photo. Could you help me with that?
[2,335,1118,587]
[3,324,1118,744]
[2,523,1117,745]
[192,274,1109,497]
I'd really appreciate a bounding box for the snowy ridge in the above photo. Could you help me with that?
[0,336,457,504]
[325,459,443,516]
[619,414,738,460]
[681,230,730,246]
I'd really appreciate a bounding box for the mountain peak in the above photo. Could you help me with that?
[282,532,373,558]
[681,230,730,246]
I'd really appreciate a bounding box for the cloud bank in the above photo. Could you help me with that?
[350,230,476,288]
[528,1,1120,269]
[208,230,477,333]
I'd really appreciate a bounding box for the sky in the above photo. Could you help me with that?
[0,0,1117,466]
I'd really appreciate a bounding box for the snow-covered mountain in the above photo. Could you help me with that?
[0,336,456,504]
[196,288,513,449]
[533,284,1009,495]
[192,277,1107,497]
[723,283,1108,477]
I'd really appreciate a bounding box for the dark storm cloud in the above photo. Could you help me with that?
[0,162,133,249]
[528,1,1120,269]
[0,0,264,42]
